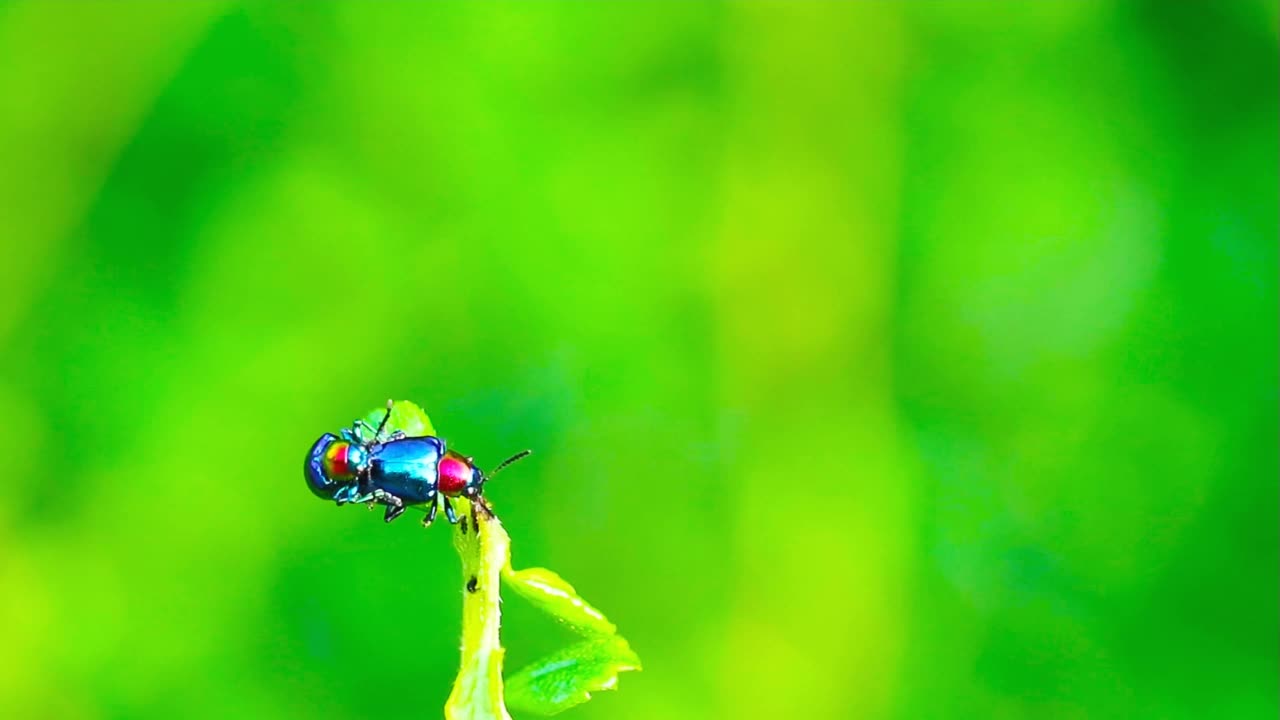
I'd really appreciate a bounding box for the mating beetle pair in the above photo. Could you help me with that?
[304,400,530,527]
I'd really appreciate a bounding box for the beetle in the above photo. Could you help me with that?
[304,400,530,527]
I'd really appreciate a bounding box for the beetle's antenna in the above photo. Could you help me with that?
[374,398,394,438]
[488,449,532,480]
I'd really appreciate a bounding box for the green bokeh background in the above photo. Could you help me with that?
[1,3,1275,719]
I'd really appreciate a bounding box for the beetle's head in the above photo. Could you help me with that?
[304,433,368,499]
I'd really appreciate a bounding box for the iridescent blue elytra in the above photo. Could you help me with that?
[304,400,532,527]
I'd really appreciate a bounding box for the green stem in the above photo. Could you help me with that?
[445,506,512,720]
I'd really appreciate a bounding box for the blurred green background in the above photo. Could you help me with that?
[1,2,1275,719]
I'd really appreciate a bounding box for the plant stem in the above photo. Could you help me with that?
[445,505,513,720]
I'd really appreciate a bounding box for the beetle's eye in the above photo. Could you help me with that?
[323,442,357,480]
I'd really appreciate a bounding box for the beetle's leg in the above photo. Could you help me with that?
[373,399,394,438]
[422,497,439,528]
[349,400,396,442]
[362,489,404,521]
[350,420,379,443]
[345,487,370,505]
[466,499,482,537]
[340,427,362,443]
[371,488,404,508]
[442,497,459,525]
[332,484,363,505]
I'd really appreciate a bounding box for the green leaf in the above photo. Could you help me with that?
[505,636,642,716]
[501,566,618,638]
[500,566,641,714]
[363,399,436,437]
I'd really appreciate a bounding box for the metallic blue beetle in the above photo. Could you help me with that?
[305,400,530,527]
